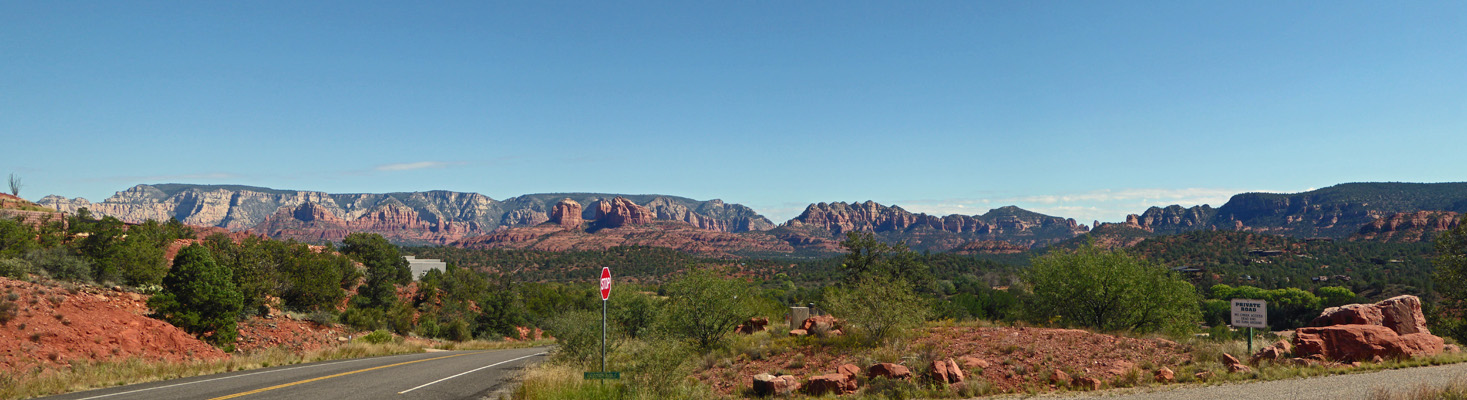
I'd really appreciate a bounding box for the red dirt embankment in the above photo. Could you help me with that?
[0,277,227,372]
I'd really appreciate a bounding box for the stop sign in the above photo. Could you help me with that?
[599,267,611,301]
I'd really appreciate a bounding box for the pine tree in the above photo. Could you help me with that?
[148,244,244,347]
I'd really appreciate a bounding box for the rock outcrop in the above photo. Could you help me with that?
[38,184,777,245]
[450,222,796,257]
[868,363,912,380]
[594,197,656,228]
[1352,211,1461,243]
[779,201,1088,252]
[1312,295,1431,335]
[549,199,583,229]
[1288,295,1445,362]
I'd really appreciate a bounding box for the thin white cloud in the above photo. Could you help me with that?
[374,161,465,171]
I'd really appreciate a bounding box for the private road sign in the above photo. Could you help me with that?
[1230,298,1267,329]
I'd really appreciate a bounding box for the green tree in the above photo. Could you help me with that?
[659,267,756,350]
[1317,286,1357,308]
[1026,245,1200,334]
[148,244,244,347]
[839,231,933,290]
[826,274,928,345]
[1433,215,1467,343]
[341,233,408,310]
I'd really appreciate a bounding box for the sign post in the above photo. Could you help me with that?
[1231,299,1268,353]
[599,267,611,375]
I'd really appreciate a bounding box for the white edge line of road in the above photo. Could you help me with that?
[397,352,548,395]
[74,352,425,400]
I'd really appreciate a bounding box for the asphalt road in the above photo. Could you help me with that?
[1034,361,1467,400]
[38,347,549,400]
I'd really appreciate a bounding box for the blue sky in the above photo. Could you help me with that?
[3,1,1464,224]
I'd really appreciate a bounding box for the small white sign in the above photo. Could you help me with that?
[1231,298,1268,329]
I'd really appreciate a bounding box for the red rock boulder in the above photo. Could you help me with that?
[752,373,800,396]
[1294,325,1444,362]
[1072,376,1102,390]
[1154,367,1174,383]
[837,363,861,379]
[800,315,843,336]
[868,363,911,380]
[928,358,964,384]
[805,373,855,395]
[736,317,769,334]
[1313,295,1431,335]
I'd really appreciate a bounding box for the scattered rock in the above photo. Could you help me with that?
[1154,367,1174,383]
[752,373,800,396]
[958,355,990,369]
[788,329,808,337]
[1194,370,1215,381]
[868,363,912,380]
[736,317,769,334]
[1051,369,1071,385]
[805,373,854,395]
[1222,353,1252,373]
[1446,344,1462,354]
[929,358,964,384]
[837,363,861,379]
[1250,339,1294,364]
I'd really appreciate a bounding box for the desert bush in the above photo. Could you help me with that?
[610,290,659,339]
[1026,244,1200,335]
[826,274,928,346]
[612,338,693,398]
[0,299,16,325]
[25,247,92,282]
[544,309,610,366]
[305,310,336,326]
[658,267,757,350]
[339,307,385,332]
[358,329,394,344]
[0,258,31,279]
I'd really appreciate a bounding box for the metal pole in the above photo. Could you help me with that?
[598,297,604,372]
[1247,327,1253,354]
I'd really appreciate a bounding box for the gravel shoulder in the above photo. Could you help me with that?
[1015,362,1467,400]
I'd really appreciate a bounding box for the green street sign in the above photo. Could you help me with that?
[584,371,621,380]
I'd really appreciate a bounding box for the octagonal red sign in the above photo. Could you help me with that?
[599,267,611,301]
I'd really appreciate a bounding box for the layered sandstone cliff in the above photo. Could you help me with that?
[38,184,776,244]
[1351,211,1461,243]
[777,201,1088,251]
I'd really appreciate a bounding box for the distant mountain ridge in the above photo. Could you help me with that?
[35,181,1467,252]
[1105,182,1467,243]
[37,184,774,244]
[770,201,1089,252]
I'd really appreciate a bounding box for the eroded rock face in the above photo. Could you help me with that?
[781,202,1088,251]
[1352,211,1460,242]
[549,199,583,228]
[39,184,776,244]
[594,197,656,227]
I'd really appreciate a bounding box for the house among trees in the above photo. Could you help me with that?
[404,255,446,280]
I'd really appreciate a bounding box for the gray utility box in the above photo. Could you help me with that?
[789,307,810,331]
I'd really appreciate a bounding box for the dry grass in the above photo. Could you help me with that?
[0,341,427,400]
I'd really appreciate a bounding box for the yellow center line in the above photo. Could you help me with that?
[207,351,491,400]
